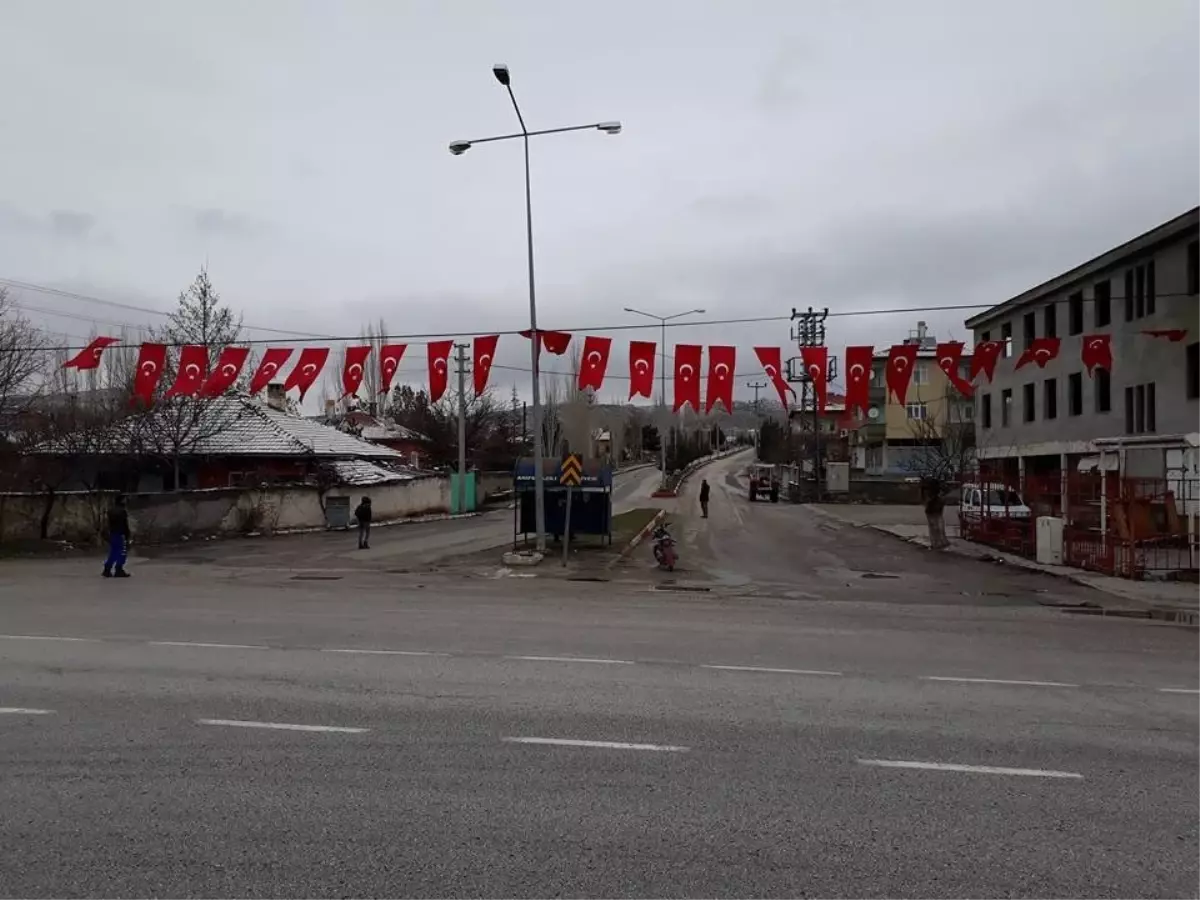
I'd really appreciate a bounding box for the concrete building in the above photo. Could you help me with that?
[966,207,1200,482]
[859,322,975,475]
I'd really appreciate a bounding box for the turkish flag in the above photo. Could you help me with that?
[132,343,167,407]
[427,339,453,402]
[165,345,209,398]
[282,347,329,401]
[673,344,702,412]
[341,345,371,397]
[705,345,736,414]
[1014,337,1061,370]
[378,344,406,395]
[800,346,828,413]
[753,346,796,409]
[970,340,1004,383]
[520,329,571,356]
[886,344,919,405]
[249,348,293,394]
[63,336,119,370]
[200,346,250,397]
[578,335,612,392]
[1081,334,1113,375]
[628,340,656,399]
[473,335,498,395]
[1142,328,1188,342]
[936,341,975,396]
[843,345,874,417]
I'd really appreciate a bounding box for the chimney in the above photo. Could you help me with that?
[324,398,336,420]
[916,320,927,341]
[266,382,286,412]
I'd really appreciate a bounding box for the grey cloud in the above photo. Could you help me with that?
[189,208,266,238]
[49,211,96,239]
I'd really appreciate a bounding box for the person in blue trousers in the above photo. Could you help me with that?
[102,494,131,578]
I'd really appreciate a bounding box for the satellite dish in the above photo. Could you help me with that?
[867,406,880,420]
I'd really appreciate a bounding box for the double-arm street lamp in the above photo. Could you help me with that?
[622,306,706,485]
[450,64,621,553]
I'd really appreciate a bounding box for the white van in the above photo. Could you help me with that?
[960,483,1032,519]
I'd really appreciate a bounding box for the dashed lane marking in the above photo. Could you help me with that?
[857,758,1083,779]
[148,641,269,650]
[505,655,634,665]
[921,676,1079,688]
[503,737,689,752]
[702,664,843,676]
[0,634,99,643]
[0,707,55,715]
[1158,687,1200,694]
[196,718,368,734]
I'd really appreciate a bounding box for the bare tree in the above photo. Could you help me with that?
[902,390,977,550]
[0,288,46,438]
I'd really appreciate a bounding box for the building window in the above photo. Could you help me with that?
[1146,260,1156,315]
[1023,311,1036,349]
[981,330,990,343]
[1022,383,1036,423]
[1096,368,1112,412]
[1068,372,1083,416]
[1124,269,1135,321]
[1044,378,1058,420]
[1125,383,1156,434]
[906,402,928,420]
[912,363,929,385]
[959,402,974,420]
[1188,342,1199,400]
[1188,240,1199,296]
[1044,302,1057,339]
[1068,292,1083,335]
[1001,388,1012,426]
[1001,322,1013,357]
[1095,280,1111,327]
[981,393,992,429]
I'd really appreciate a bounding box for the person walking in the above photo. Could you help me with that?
[354,496,373,549]
[699,478,711,519]
[102,494,131,578]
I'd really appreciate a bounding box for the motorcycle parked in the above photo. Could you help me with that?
[651,522,677,571]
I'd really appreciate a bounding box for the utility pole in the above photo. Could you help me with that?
[746,380,766,458]
[788,307,832,496]
[454,342,470,512]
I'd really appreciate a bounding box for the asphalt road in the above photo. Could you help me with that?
[1,457,1196,898]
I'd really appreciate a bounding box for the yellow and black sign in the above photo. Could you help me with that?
[560,453,583,487]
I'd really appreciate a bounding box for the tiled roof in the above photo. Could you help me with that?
[325,459,418,485]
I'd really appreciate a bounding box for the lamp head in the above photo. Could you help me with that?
[492,64,511,86]
[597,121,622,135]
[448,141,472,156]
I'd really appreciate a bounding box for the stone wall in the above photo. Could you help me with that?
[0,472,488,545]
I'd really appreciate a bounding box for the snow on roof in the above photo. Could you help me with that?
[325,459,418,485]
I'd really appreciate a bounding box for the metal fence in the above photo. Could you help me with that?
[960,468,1199,581]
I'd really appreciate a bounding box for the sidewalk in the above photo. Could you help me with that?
[806,503,1199,625]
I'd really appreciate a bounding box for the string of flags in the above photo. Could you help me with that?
[60,327,1190,412]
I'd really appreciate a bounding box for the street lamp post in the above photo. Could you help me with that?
[622,307,705,486]
[450,64,620,553]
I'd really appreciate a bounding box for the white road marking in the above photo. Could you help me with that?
[196,718,367,734]
[921,676,1078,688]
[321,648,448,657]
[503,737,688,752]
[1159,687,1200,694]
[702,664,843,677]
[506,655,634,665]
[0,707,55,715]
[0,634,98,643]
[857,758,1083,779]
[148,641,269,650]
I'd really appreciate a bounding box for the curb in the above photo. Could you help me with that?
[606,509,666,570]
[806,505,1198,627]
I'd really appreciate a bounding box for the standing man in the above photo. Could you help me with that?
[102,494,131,578]
[354,496,373,549]
[699,478,711,519]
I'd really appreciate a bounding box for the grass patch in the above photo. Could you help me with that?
[611,507,661,544]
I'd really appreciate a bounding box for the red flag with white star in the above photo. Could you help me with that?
[165,345,209,398]
[427,340,453,402]
[628,341,656,400]
[578,335,612,393]
[283,347,329,401]
[378,344,406,395]
[705,345,736,413]
[473,335,498,395]
[200,346,250,397]
[970,340,1004,383]
[753,346,795,409]
[800,346,828,413]
[936,341,974,396]
[63,336,119,370]
[673,344,702,412]
[1014,337,1061,370]
[341,345,371,397]
[249,348,293,395]
[1081,334,1112,375]
[843,346,873,417]
[886,344,919,405]
[132,343,167,407]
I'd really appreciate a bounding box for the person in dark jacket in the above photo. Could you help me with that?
[102,494,131,578]
[354,496,373,549]
[699,479,711,518]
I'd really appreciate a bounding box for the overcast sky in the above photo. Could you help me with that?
[1,0,1197,404]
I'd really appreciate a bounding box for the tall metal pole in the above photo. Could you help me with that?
[455,342,469,512]
[747,380,766,458]
[521,134,548,551]
[660,319,667,478]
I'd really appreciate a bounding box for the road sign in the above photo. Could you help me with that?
[560,453,582,487]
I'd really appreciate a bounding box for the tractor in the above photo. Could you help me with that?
[748,463,780,503]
